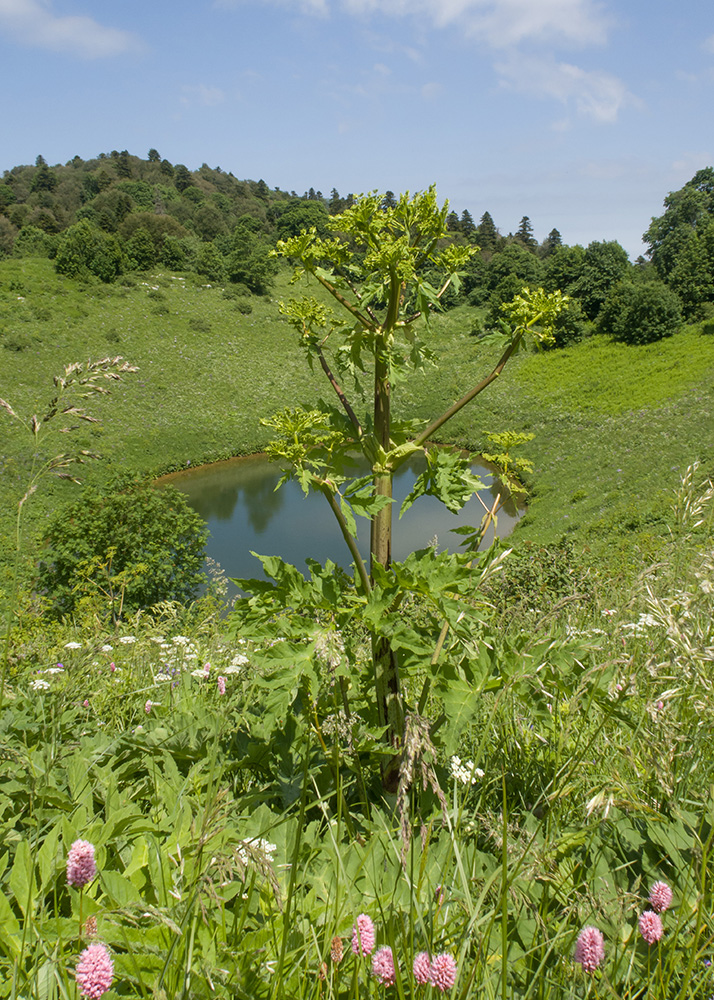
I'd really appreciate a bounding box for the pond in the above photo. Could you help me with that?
[162,452,523,592]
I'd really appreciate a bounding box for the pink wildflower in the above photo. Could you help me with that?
[217,675,226,696]
[574,926,605,973]
[203,661,210,675]
[372,946,396,986]
[82,700,89,709]
[109,663,116,673]
[66,840,97,888]
[413,952,431,985]
[352,913,375,956]
[649,881,673,913]
[430,953,457,992]
[144,700,152,714]
[75,943,114,999]
[639,910,663,945]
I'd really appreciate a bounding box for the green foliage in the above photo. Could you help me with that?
[223,218,277,293]
[124,226,156,271]
[194,240,225,282]
[37,480,208,618]
[12,224,57,258]
[54,219,124,282]
[571,239,631,320]
[599,280,683,345]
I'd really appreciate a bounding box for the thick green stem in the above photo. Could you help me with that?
[319,485,371,597]
[414,328,524,448]
[371,317,404,791]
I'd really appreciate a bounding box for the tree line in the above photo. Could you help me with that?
[1,151,713,344]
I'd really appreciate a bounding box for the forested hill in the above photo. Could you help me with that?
[1,151,714,338]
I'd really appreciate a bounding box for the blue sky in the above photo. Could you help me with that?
[1,0,713,257]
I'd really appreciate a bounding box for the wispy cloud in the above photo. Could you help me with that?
[497,53,637,123]
[0,0,140,57]
[180,83,227,107]
[215,0,632,120]
[216,0,611,48]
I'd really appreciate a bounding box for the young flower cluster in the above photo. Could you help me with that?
[66,840,97,889]
[75,943,114,999]
[574,879,674,975]
[65,841,114,998]
[349,915,458,991]
[638,880,672,946]
[413,952,458,992]
[574,927,605,973]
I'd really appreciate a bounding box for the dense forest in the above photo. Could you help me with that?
[2,150,714,346]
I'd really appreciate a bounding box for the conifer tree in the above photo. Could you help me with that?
[476,211,499,253]
[460,209,477,239]
[515,215,537,250]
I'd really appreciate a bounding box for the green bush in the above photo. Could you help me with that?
[54,219,124,283]
[598,281,683,345]
[36,479,208,619]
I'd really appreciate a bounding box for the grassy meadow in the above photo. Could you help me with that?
[1,256,714,999]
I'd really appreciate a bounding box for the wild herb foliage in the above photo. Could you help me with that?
[0,470,713,998]
[1,188,714,996]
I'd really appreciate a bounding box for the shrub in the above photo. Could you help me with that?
[36,479,208,619]
[598,281,683,345]
[54,220,124,283]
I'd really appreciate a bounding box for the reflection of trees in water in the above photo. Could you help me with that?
[182,461,286,533]
[175,452,522,554]
[241,469,285,534]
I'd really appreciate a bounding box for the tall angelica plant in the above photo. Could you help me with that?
[234,188,567,789]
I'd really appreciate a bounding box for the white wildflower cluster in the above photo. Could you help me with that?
[64,641,82,650]
[31,678,51,691]
[236,838,277,865]
[450,756,484,785]
[314,630,344,670]
[118,635,137,644]
[621,613,663,635]
[224,652,249,675]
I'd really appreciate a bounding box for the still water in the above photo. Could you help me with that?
[163,452,522,586]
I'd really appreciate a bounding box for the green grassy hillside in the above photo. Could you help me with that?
[2,257,714,588]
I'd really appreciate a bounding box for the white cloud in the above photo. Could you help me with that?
[497,54,636,123]
[217,0,610,48]
[421,80,443,100]
[180,84,227,107]
[0,0,139,57]
[215,0,629,119]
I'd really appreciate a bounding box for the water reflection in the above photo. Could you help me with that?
[161,451,523,586]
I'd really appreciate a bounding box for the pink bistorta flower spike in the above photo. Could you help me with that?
[413,951,432,985]
[67,840,97,888]
[574,926,605,973]
[352,913,375,956]
[430,953,458,992]
[75,943,114,999]
[372,946,396,986]
[217,675,226,696]
[649,880,673,913]
[639,910,663,945]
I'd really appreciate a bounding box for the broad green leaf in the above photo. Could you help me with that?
[0,891,21,957]
[101,869,144,907]
[9,838,36,916]
[400,448,484,516]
